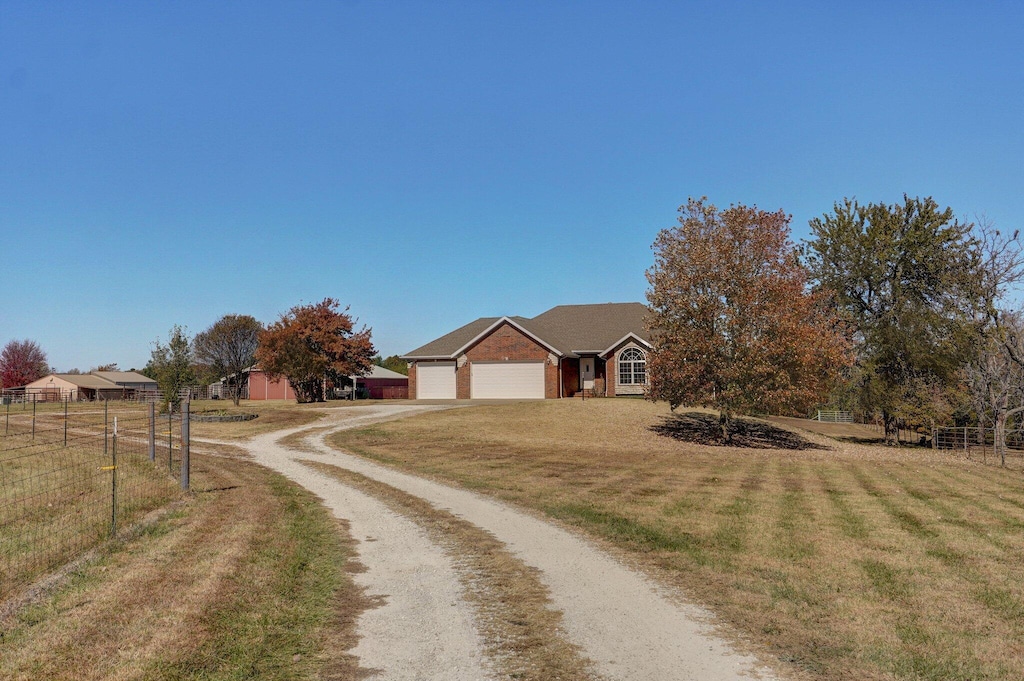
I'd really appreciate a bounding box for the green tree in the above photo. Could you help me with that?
[194,314,263,406]
[256,299,375,403]
[804,196,984,442]
[374,354,409,376]
[147,325,195,410]
[646,198,852,442]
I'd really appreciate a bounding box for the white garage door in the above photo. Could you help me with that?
[471,362,545,399]
[416,362,456,399]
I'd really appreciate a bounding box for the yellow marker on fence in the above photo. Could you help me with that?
[100,465,117,471]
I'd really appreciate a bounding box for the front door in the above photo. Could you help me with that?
[580,358,595,390]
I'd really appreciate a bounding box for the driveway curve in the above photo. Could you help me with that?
[231,404,782,681]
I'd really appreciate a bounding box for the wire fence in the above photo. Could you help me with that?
[1,399,189,600]
[933,426,1024,467]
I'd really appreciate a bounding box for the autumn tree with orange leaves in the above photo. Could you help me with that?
[646,198,852,442]
[256,299,375,403]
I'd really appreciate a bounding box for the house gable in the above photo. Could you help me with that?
[404,302,649,400]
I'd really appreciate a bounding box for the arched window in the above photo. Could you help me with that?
[618,347,647,385]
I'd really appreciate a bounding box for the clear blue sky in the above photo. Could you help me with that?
[2,1,1022,372]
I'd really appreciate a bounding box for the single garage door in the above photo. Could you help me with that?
[471,361,545,399]
[416,362,456,399]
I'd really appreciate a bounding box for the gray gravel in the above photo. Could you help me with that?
[228,404,783,681]
[239,407,495,681]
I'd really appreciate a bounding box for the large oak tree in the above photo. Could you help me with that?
[804,196,984,442]
[256,299,375,403]
[646,198,852,441]
[194,314,263,405]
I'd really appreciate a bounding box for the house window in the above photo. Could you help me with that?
[618,348,647,385]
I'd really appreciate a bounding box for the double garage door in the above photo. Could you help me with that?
[416,361,545,399]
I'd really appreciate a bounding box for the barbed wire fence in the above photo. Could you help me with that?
[1,398,190,600]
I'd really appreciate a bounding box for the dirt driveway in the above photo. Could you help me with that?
[231,404,783,681]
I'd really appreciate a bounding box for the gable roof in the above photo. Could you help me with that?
[522,303,651,356]
[359,365,409,380]
[46,374,123,389]
[403,302,651,360]
[92,371,157,385]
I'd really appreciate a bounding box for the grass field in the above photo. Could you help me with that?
[1,421,367,680]
[1,402,182,599]
[329,399,1024,680]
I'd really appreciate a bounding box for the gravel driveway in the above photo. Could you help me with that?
[232,404,782,681]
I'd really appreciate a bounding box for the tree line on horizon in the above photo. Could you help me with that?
[646,194,1024,460]
[0,299,408,410]
[142,299,406,408]
[6,193,1022,459]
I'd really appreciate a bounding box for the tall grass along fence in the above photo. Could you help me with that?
[934,425,1024,467]
[1,400,191,600]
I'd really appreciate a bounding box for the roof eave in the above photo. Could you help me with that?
[452,316,563,358]
[600,333,653,357]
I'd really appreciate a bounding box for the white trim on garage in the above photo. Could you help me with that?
[470,361,545,399]
[416,362,457,399]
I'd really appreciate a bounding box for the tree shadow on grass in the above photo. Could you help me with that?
[651,412,828,450]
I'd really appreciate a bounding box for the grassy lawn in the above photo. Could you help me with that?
[0,445,367,680]
[329,398,1024,681]
[186,399,334,441]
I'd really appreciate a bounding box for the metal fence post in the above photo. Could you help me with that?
[32,397,36,439]
[63,397,68,447]
[148,401,155,462]
[181,400,190,490]
[111,417,118,538]
[168,407,173,474]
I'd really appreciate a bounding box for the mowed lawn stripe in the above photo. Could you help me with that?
[329,400,1024,679]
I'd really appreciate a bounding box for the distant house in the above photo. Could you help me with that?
[24,371,158,402]
[403,302,651,400]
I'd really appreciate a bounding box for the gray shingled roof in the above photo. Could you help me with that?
[522,303,650,354]
[403,303,651,359]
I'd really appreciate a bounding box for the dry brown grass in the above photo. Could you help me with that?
[0,444,371,681]
[1,403,182,600]
[301,459,596,681]
[186,399,335,441]
[330,399,1024,681]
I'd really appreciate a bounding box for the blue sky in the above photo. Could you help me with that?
[2,1,1022,372]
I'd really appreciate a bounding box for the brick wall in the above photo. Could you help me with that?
[455,359,470,399]
[464,322,558,398]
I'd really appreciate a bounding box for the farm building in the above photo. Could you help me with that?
[245,369,297,401]
[24,371,158,401]
[354,365,409,399]
[403,302,651,400]
[238,365,408,401]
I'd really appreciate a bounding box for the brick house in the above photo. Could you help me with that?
[403,302,651,400]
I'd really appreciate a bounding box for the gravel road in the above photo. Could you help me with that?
[231,404,782,681]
